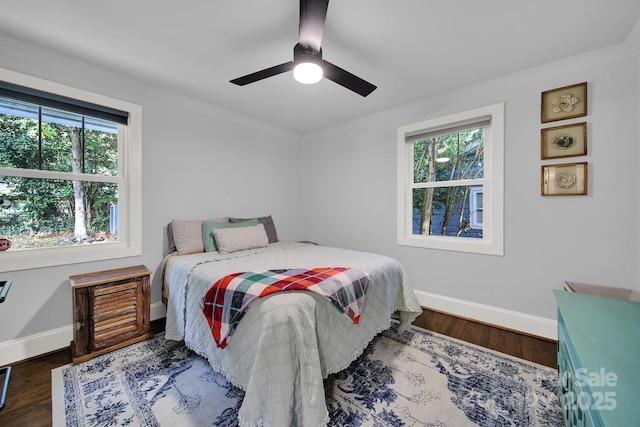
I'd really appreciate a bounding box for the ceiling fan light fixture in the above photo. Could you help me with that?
[293,43,323,84]
[293,62,323,84]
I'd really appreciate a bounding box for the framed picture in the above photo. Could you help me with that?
[541,122,587,159]
[541,82,587,123]
[541,162,588,196]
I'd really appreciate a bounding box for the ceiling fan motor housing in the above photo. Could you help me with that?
[294,43,322,65]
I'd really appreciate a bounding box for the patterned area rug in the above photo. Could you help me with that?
[52,326,561,426]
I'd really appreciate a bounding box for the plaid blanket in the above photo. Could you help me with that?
[202,267,369,348]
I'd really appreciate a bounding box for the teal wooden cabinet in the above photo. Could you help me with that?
[554,289,640,427]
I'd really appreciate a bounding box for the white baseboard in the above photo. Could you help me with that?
[0,302,167,366]
[0,324,73,367]
[0,296,556,366]
[415,290,557,341]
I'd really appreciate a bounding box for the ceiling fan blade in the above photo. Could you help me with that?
[322,60,377,97]
[230,62,294,86]
[299,0,329,51]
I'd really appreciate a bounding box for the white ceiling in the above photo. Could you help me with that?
[1,1,639,135]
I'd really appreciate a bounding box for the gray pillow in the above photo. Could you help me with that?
[202,219,259,252]
[229,215,278,243]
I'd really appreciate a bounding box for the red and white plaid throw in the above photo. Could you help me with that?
[202,267,369,348]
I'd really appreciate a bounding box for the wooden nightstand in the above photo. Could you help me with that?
[70,265,153,364]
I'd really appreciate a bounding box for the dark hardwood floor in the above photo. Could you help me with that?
[0,309,557,427]
[412,308,557,368]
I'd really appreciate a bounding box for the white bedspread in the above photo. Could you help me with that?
[163,241,422,426]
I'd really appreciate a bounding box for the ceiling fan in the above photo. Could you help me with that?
[229,0,377,97]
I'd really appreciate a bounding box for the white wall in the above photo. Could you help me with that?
[301,40,640,335]
[0,35,303,364]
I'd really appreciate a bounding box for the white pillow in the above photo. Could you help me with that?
[212,223,269,254]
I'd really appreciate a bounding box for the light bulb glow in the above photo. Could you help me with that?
[293,62,323,84]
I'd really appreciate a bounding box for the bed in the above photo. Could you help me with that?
[162,218,423,427]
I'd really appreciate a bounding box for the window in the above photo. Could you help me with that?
[397,103,504,255]
[0,68,142,272]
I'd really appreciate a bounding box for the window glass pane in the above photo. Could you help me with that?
[41,117,73,172]
[412,128,484,183]
[0,98,119,175]
[412,185,483,239]
[0,101,40,170]
[413,137,450,183]
[0,176,118,250]
[41,108,119,174]
[84,127,118,176]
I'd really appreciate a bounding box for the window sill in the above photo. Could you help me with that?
[0,242,141,272]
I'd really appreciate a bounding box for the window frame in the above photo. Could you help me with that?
[0,67,142,272]
[397,103,504,256]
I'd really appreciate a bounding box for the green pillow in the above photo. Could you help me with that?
[202,219,259,252]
